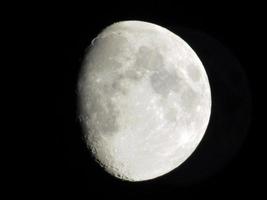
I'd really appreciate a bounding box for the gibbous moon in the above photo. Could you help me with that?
[77,21,211,181]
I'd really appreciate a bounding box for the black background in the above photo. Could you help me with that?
[20,1,263,199]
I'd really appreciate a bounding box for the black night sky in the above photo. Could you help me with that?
[20,1,263,199]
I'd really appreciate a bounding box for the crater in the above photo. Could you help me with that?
[111,77,128,95]
[88,34,129,70]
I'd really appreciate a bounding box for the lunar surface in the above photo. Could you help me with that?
[77,21,211,181]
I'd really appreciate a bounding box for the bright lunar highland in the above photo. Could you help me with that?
[78,21,211,181]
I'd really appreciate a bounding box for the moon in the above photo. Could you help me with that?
[77,21,211,181]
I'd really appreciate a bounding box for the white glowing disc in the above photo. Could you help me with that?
[78,21,211,181]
